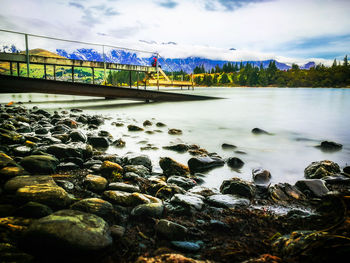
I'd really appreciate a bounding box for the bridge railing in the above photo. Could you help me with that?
[0,29,161,88]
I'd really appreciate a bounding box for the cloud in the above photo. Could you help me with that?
[157,0,179,9]
[69,2,85,9]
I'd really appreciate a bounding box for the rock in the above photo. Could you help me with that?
[295,179,329,197]
[168,128,182,135]
[108,182,140,192]
[221,143,237,150]
[127,124,144,131]
[143,120,152,126]
[69,130,87,143]
[171,193,204,210]
[304,160,341,179]
[12,145,32,156]
[0,152,16,168]
[23,210,112,255]
[16,184,72,207]
[206,194,250,208]
[19,155,59,174]
[171,241,201,252]
[70,198,114,222]
[344,166,350,175]
[99,161,123,179]
[112,138,126,148]
[220,178,256,199]
[110,225,125,238]
[167,176,196,190]
[252,127,271,135]
[317,141,343,152]
[4,175,56,192]
[155,219,187,240]
[84,174,108,192]
[188,186,220,197]
[124,154,152,171]
[227,157,244,169]
[103,191,161,207]
[159,157,190,176]
[124,165,150,178]
[131,203,164,218]
[252,168,271,185]
[188,156,224,173]
[163,144,189,153]
[156,122,166,127]
[88,136,110,149]
[13,201,53,218]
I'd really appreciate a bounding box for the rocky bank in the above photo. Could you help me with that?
[0,103,349,263]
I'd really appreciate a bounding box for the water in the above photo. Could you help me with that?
[1,87,349,189]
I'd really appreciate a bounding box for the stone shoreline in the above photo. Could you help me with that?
[0,103,349,263]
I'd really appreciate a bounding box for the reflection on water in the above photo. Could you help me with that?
[1,88,349,189]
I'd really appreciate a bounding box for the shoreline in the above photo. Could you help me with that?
[0,103,350,262]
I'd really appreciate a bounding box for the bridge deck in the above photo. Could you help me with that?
[0,74,216,101]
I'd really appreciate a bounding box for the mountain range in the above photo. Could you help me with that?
[1,45,315,73]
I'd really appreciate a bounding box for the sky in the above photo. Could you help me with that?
[0,0,349,65]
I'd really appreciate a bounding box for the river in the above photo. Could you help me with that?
[1,87,349,189]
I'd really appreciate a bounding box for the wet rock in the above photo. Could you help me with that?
[88,136,110,149]
[159,157,190,176]
[112,138,126,148]
[100,161,123,179]
[108,182,140,193]
[171,241,201,252]
[163,144,189,153]
[317,141,343,152]
[171,193,204,210]
[168,128,182,135]
[251,127,271,135]
[295,179,329,197]
[12,145,32,156]
[206,194,250,208]
[19,155,59,174]
[167,176,196,190]
[155,219,187,240]
[304,160,341,179]
[220,178,256,199]
[124,165,150,178]
[70,198,114,222]
[127,124,144,131]
[13,201,53,218]
[16,183,72,208]
[227,157,244,169]
[124,154,152,171]
[188,156,224,173]
[23,210,112,255]
[84,174,108,192]
[156,122,166,127]
[103,191,161,207]
[4,175,56,192]
[221,143,237,150]
[131,202,164,218]
[143,120,152,126]
[69,130,87,143]
[252,168,271,185]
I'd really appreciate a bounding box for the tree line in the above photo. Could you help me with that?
[192,56,350,87]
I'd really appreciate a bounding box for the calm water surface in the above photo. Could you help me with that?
[1,87,349,189]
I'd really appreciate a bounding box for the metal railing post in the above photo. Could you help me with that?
[25,34,30,77]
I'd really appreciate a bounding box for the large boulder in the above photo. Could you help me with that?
[159,157,190,176]
[304,160,341,179]
[19,155,59,174]
[188,156,224,173]
[23,210,112,255]
[220,178,256,199]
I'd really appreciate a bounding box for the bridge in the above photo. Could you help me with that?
[0,29,213,102]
